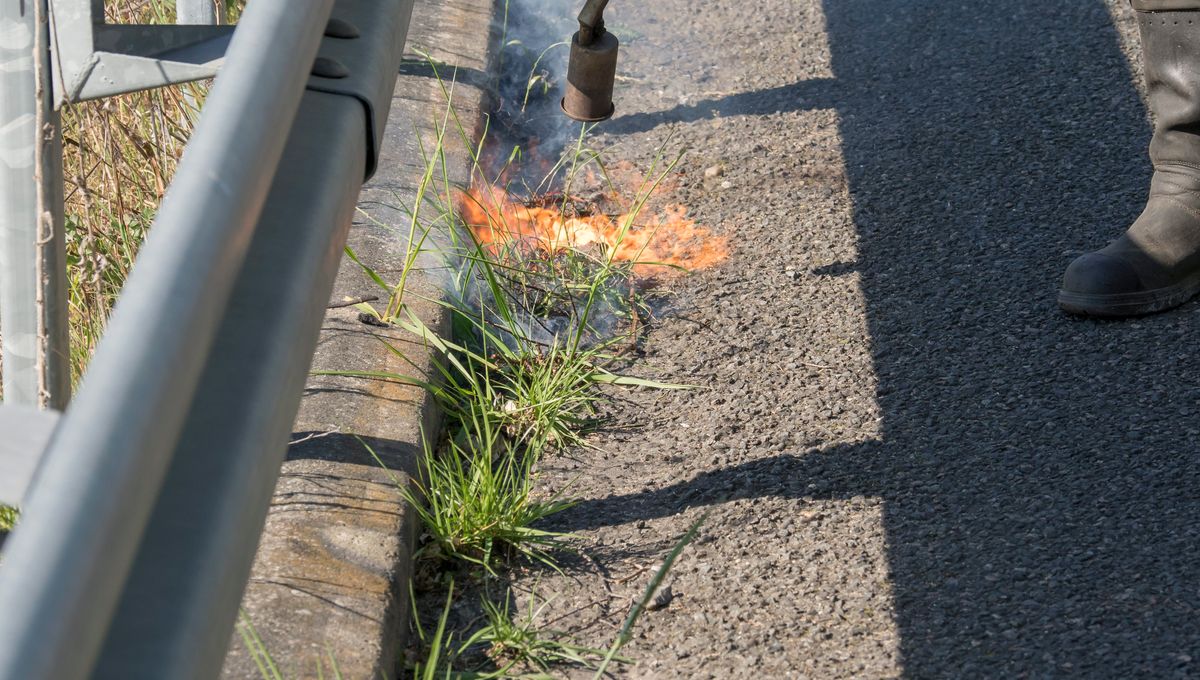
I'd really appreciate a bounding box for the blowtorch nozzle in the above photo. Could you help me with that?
[562,0,618,122]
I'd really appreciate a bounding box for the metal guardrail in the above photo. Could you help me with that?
[0,0,415,676]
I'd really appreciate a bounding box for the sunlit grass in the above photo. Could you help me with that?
[0,505,17,533]
[337,68,688,573]
[60,0,205,380]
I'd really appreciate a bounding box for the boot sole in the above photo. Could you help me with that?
[1058,272,1200,317]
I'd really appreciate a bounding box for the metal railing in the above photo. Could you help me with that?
[0,0,414,676]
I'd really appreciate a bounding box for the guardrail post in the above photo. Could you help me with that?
[176,0,222,25]
[0,0,71,409]
[175,0,222,114]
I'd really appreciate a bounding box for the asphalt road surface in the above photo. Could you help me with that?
[437,1,1200,677]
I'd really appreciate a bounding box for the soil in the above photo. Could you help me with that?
[417,1,1200,677]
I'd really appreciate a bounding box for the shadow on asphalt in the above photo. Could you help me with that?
[560,1,1200,675]
[602,78,839,136]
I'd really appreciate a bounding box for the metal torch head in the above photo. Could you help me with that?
[562,29,618,122]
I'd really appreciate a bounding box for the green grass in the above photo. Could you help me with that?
[332,60,688,575]
[410,583,462,679]
[363,428,574,572]
[592,513,708,678]
[328,53,706,677]
[458,589,616,675]
[0,505,17,533]
[407,580,622,678]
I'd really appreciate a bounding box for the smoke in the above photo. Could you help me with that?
[490,0,586,182]
[415,0,643,351]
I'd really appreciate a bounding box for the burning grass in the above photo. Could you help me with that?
[339,50,715,677]
[338,67,706,524]
[461,182,728,278]
[450,153,729,350]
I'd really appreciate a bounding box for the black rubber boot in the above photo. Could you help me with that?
[1059,1,1200,317]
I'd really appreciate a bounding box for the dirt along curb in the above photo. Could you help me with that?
[219,1,500,677]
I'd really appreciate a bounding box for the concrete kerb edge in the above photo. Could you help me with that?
[220,0,502,677]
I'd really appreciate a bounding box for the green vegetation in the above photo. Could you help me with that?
[592,514,707,678]
[458,589,615,674]
[328,58,705,676]
[0,505,17,533]
[400,519,706,679]
[339,66,687,563]
[409,584,458,679]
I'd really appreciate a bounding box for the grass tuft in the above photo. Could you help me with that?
[336,62,681,575]
[458,589,617,674]
[0,505,17,533]
[342,52,706,677]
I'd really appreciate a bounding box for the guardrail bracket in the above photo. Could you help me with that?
[50,0,234,103]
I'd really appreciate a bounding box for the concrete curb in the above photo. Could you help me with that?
[220,1,499,677]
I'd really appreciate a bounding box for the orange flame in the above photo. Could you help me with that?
[460,182,728,278]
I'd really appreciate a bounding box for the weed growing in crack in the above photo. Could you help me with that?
[330,56,705,677]
[592,513,708,678]
[409,583,460,679]
[458,589,617,674]
[333,63,686,573]
[362,428,574,572]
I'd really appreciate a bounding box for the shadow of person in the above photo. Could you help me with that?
[556,1,1200,676]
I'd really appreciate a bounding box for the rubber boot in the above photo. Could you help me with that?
[1059,1,1200,316]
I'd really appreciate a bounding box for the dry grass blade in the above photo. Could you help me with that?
[60,0,209,381]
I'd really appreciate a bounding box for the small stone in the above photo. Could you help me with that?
[704,164,724,178]
[720,180,733,189]
[647,584,675,611]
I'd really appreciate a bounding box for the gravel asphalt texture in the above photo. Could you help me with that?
[418,1,1200,677]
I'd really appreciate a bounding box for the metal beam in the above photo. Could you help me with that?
[94,88,368,680]
[0,406,59,506]
[49,0,235,104]
[0,0,336,674]
[0,0,43,406]
[92,2,413,670]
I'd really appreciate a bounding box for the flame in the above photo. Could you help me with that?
[460,181,728,278]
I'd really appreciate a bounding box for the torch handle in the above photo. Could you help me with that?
[577,0,610,45]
